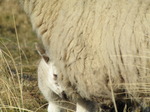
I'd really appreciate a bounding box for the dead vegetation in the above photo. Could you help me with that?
[0,0,47,111]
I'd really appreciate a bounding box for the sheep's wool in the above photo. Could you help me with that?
[20,0,150,104]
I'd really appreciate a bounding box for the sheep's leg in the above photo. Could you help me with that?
[76,99,96,112]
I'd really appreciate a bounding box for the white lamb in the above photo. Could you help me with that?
[36,44,64,111]
[37,44,76,112]
[38,58,62,112]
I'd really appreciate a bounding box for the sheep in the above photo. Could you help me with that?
[20,0,150,111]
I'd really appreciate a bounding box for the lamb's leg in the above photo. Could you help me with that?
[48,102,61,112]
[76,99,97,112]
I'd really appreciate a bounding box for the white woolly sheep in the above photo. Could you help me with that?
[20,0,150,111]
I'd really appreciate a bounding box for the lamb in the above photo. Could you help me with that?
[38,58,63,112]
[37,44,62,112]
[20,0,150,111]
[36,44,63,96]
[36,44,71,111]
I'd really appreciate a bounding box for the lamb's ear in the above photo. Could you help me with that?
[35,43,49,62]
[42,55,49,63]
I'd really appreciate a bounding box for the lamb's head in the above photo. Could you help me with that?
[36,43,67,99]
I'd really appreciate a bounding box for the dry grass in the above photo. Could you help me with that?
[0,0,47,111]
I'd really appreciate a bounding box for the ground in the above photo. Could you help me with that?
[0,0,47,111]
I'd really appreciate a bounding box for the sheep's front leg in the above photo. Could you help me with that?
[76,99,96,112]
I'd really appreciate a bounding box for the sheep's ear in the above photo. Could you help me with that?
[35,43,49,62]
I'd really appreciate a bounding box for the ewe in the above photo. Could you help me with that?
[20,0,150,111]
